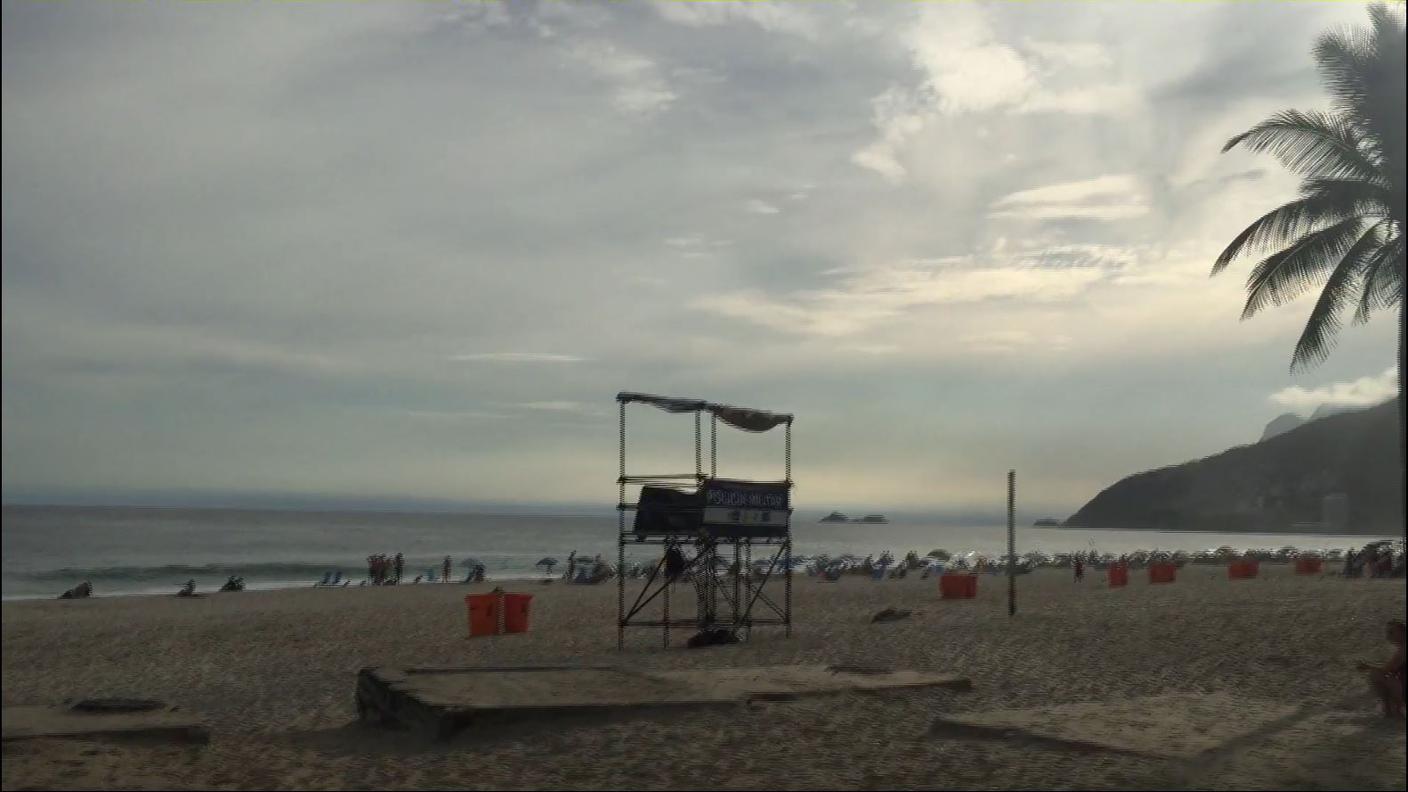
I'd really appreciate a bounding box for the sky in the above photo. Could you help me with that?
[1,0,1400,518]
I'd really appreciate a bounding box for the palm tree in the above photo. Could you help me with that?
[1212,3,1405,499]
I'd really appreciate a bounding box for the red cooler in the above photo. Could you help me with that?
[502,593,533,634]
[465,594,499,637]
[1109,565,1129,588]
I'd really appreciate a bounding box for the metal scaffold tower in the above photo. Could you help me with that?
[615,392,794,650]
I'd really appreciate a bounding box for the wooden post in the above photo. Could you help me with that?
[1007,470,1016,617]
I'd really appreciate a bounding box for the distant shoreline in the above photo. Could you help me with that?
[1050,525,1402,538]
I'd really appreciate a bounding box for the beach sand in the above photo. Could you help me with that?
[3,566,1404,790]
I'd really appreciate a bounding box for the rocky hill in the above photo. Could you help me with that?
[1068,399,1403,534]
[1260,413,1307,442]
[1259,404,1359,441]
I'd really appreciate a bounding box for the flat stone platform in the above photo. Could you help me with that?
[357,664,970,739]
[1,704,209,745]
[930,693,1301,759]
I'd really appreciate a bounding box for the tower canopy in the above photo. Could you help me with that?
[616,392,792,433]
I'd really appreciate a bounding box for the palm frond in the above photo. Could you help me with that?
[1241,217,1365,319]
[1289,222,1384,370]
[1220,4,1406,374]
[1353,236,1406,324]
[1314,4,1408,227]
[1223,110,1382,183]
[1314,5,1407,135]
[1298,177,1394,215]
[1212,195,1354,275]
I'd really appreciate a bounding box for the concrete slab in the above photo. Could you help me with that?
[1,705,209,745]
[930,692,1300,759]
[653,665,971,701]
[358,664,970,739]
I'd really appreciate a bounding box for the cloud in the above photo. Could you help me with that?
[959,330,1072,355]
[435,2,512,32]
[665,234,732,258]
[1016,83,1141,116]
[3,0,1393,512]
[906,7,1035,114]
[851,6,1033,182]
[512,401,609,420]
[449,353,586,364]
[695,250,1125,338]
[400,408,505,422]
[840,343,900,356]
[567,41,676,118]
[1021,39,1113,70]
[988,174,1150,220]
[518,401,590,412]
[652,1,820,39]
[850,87,929,183]
[853,6,1138,182]
[745,199,781,215]
[1268,367,1398,412]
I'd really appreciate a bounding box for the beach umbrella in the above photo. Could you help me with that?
[535,557,558,567]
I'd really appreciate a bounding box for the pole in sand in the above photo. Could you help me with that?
[1007,469,1016,617]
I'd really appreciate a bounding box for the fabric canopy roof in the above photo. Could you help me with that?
[616,392,707,413]
[616,392,792,433]
[710,405,792,432]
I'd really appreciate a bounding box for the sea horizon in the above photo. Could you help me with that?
[4,503,1398,602]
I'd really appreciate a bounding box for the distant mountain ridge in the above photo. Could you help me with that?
[1068,399,1402,534]
[1260,404,1359,441]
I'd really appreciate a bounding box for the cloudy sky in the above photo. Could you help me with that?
[1,0,1399,517]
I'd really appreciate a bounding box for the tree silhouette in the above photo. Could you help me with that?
[1213,3,1405,506]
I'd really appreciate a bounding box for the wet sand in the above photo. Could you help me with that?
[2,566,1404,790]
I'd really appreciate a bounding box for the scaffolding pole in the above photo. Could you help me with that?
[1007,469,1016,618]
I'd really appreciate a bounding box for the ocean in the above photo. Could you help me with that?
[1,505,1397,600]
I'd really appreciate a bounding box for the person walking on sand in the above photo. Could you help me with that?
[1074,557,1085,582]
[443,556,452,584]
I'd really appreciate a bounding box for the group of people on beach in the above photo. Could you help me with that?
[365,553,405,585]
[1343,545,1404,579]
[563,551,612,585]
[350,554,485,586]
[58,581,92,599]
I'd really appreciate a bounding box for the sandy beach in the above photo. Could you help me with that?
[3,566,1405,790]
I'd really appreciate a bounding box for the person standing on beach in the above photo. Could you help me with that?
[443,556,452,584]
[1074,557,1085,582]
[1357,619,1405,718]
[394,553,404,583]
